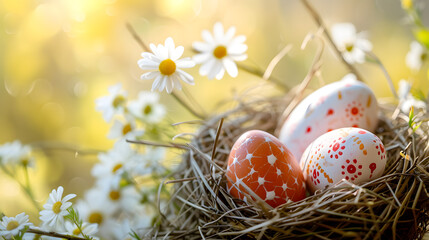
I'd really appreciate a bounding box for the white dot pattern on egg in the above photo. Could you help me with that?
[300,127,386,193]
[279,74,379,162]
[226,130,306,208]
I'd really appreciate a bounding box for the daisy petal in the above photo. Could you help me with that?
[150,43,158,54]
[158,45,168,60]
[224,26,236,42]
[199,58,216,75]
[193,53,211,64]
[215,68,225,80]
[213,22,224,42]
[193,42,211,52]
[208,61,222,79]
[231,35,246,45]
[138,59,160,70]
[171,46,184,61]
[172,75,182,90]
[230,54,247,61]
[165,76,173,93]
[141,71,160,80]
[228,44,248,55]
[176,58,196,68]
[62,194,77,202]
[151,75,163,91]
[223,58,238,77]
[165,37,175,51]
[158,76,167,92]
[177,70,194,84]
[202,30,215,44]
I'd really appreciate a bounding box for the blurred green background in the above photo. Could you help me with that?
[0,0,428,223]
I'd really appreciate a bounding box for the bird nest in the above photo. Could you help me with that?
[148,96,429,240]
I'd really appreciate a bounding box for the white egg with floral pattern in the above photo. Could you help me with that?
[300,127,386,193]
[279,74,379,162]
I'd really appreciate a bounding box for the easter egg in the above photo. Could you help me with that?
[279,74,379,162]
[226,130,306,208]
[300,127,386,193]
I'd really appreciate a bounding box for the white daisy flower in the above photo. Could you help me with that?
[92,183,143,215]
[23,232,40,240]
[108,215,153,240]
[193,22,248,80]
[0,213,32,239]
[108,119,144,140]
[138,37,195,94]
[75,189,117,239]
[398,80,427,113]
[64,221,99,238]
[39,186,76,230]
[128,91,166,124]
[129,147,166,176]
[92,141,140,186]
[0,140,34,167]
[96,83,128,122]
[406,41,427,71]
[331,22,372,64]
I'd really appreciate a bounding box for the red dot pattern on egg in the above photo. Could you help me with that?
[341,159,363,181]
[226,130,306,208]
[345,101,365,122]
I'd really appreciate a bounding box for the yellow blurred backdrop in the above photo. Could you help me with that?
[0,0,428,223]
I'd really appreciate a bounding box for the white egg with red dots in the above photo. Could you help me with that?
[300,127,386,193]
[278,74,379,162]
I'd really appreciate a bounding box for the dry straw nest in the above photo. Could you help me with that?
[148,94,429,240]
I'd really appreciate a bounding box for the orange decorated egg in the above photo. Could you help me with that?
[226,130,306,208]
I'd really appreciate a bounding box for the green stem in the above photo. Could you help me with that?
[23,165,42,212]
[171,92,206,119]
[0,164,41,212]
[366,51,399,99]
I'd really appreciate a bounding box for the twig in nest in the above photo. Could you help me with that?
[126,139,188,150]
[262,44,293,81]
[278,28,325,127]
[211,118,224,162]
[300,0,365,82]
[235,62,290,91]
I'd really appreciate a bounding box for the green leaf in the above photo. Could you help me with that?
[408,106,415,128]
[411,89,427,101]
[414,28,429,49]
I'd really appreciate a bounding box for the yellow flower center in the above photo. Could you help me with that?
[112,95,125,108]
[122,123,132,136]
[112,163,123,173]
[401,0,412,10]
[144,105,152,115]
[88,212,103,224]
[159,59,176,76]
[6,220,19,231]
[73,228,81,235]
[52,201,62,214]
[213,46,227,59]
[109,190,121,201]
[345,44,354,52]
